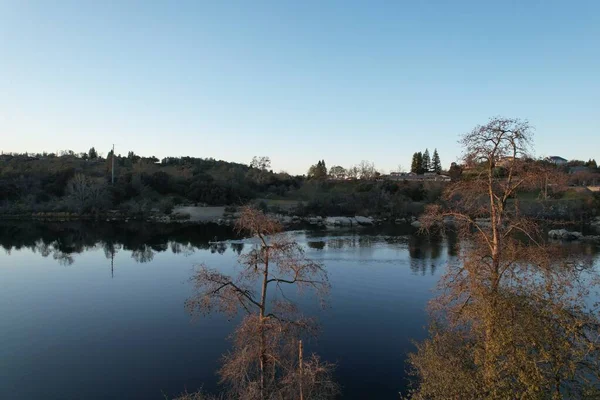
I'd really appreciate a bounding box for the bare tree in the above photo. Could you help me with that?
[248,156,273,185]
[186,207,338,400]
[358,160,377,180]
[66,173,109,213]
[328,165,347,180]
[250,156,271,171]
[346,165,360,179]
[407,117,600,398]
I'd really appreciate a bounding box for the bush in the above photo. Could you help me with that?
[256,200,268,212]
[170,212,191,221]
[159,198,175,215]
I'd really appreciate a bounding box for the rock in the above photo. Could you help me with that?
[324,216,354,226]
[548,229,583,241]
[547,229,558,238]
[571,231,584,240]
[354,216,374,225]
[548,229,568,239]
[394,218,403,225]
[308,217,324,225]
[411,220,422,229]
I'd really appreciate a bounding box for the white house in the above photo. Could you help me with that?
[545,156,568,165]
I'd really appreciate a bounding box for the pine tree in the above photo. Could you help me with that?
[411,153,419,173]
[411,152,424,174]
[422,149,431,173]
[586,159,597,169]
[309,160,328,179]
[105,149,114,173]
[432,149,442,174]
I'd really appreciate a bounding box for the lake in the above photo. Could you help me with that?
[1,221,595,399]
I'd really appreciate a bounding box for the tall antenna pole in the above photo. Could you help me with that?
[111,144,115,185]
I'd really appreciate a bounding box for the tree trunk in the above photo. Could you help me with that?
[299,340,304,400]
[484,159,502,389]
[259,247,269,400]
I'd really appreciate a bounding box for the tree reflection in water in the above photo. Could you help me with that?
[409,234,444,276]
[0,221,240,266]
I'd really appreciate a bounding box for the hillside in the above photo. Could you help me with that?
[0,152,439,219]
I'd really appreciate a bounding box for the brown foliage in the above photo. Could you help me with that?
[186,207,337,400]
[218,315,338,400]
[407,117,600,399]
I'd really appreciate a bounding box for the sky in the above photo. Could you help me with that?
[1,1,598,174]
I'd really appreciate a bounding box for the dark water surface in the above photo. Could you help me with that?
[0,221,526,398]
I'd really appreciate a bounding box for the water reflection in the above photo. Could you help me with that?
[409,235,444,276]
[102,242,121,277]
[169,242,195,256]
[230,242,244,255]
[1,221,599,400]
[1,222,598,270]
[0,221,239,265]
[307,240,326,250]
[326,237,360,249]
[306,232,452,276]
[209,241,228,254]
[131,244,155,263]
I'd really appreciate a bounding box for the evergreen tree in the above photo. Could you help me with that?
[411,152,428,174]
[105,149,114,173]
[586,159,597,169]
[411,153,419,173]
[432,149,442,174]
[308,160,328,179]
[88,147,98,160]
[422,149,431,173]
[320,160,327,177]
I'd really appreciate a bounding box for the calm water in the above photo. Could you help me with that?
[3,221,590,399]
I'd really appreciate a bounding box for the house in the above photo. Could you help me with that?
[387,172,450,182]
[545,156,568,165]
[389,172,414,180]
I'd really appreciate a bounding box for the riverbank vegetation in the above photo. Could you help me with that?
[2,144,597,222]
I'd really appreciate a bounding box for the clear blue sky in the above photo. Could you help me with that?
[1,1,598,174]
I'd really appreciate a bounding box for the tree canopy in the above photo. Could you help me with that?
[308,160,328,180]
